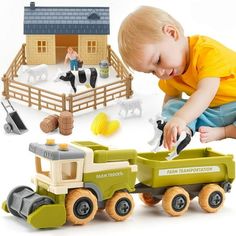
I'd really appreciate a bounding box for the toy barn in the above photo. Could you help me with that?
[24,2,109,65]
[2,2,133,114]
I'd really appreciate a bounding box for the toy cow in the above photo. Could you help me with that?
[55,68,98,93]
[148,115,191,160]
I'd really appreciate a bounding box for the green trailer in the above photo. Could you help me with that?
[135,148,235,216]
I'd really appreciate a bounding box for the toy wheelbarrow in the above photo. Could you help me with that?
[1,100,28,134]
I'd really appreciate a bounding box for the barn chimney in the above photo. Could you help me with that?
[30,2,35,10]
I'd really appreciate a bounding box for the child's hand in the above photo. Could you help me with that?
[163,117,187,150]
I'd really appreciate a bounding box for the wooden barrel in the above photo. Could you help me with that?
[40,115,59,133]
[58,111,74,135]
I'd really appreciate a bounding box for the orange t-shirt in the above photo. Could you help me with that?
[158,35,236,107]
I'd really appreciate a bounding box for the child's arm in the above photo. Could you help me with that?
[164,77,220,150]
[64,55,68,65]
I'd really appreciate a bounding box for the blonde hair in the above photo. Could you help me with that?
[118,6,184,69]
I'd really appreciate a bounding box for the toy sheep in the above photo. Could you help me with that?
[22,64,48,83]
[118,99,142,118]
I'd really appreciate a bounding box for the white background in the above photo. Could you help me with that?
[0,0,236,235]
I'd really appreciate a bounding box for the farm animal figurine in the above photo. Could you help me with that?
[22,64,48,83]
[148,115,165,152]
[55,68,98,93]
[148,115,191,160]
[118,99,142,118]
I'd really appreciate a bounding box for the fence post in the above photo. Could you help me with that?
[2,74,10,99]
[22,44,26,65]
[11,65,14,80]
[126,74,133,98]
[67,94,73,112]
[120,65,124,80]
[14,59,17,78]
[28,86,32,107]
[93,89,97,110]
[104,87,107,106]
[107,45,111,64]
[38,90,42,110]
[62,93,66,111]
[116,61,121,78]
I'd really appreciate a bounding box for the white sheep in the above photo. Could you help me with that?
[118,99,142,118]
[22,64,48,83]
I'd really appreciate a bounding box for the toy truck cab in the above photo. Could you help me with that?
[30,140,137,226]
[29,140,85,195]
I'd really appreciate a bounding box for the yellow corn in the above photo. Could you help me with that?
[103,120,120,136]
[91,112,108,135]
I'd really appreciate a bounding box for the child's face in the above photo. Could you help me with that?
[133,34,189,80]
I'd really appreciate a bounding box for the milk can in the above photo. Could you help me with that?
[99,60,109,78]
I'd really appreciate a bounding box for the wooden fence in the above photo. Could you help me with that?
[2,44,133,113]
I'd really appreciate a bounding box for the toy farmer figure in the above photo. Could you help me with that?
[64,47,81,70]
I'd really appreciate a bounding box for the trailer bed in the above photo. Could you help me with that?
[137,148,235,188]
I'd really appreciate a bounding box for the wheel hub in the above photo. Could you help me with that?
[172,194,187,211]
[209,191,223,208]
[73,198,93,219]
[116,198,131,216]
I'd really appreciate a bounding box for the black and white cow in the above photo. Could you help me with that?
[55,68,98,93]
[148,115,191,160]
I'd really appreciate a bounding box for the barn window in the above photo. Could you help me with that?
[37,40,47,53]
[87,40,97,54]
